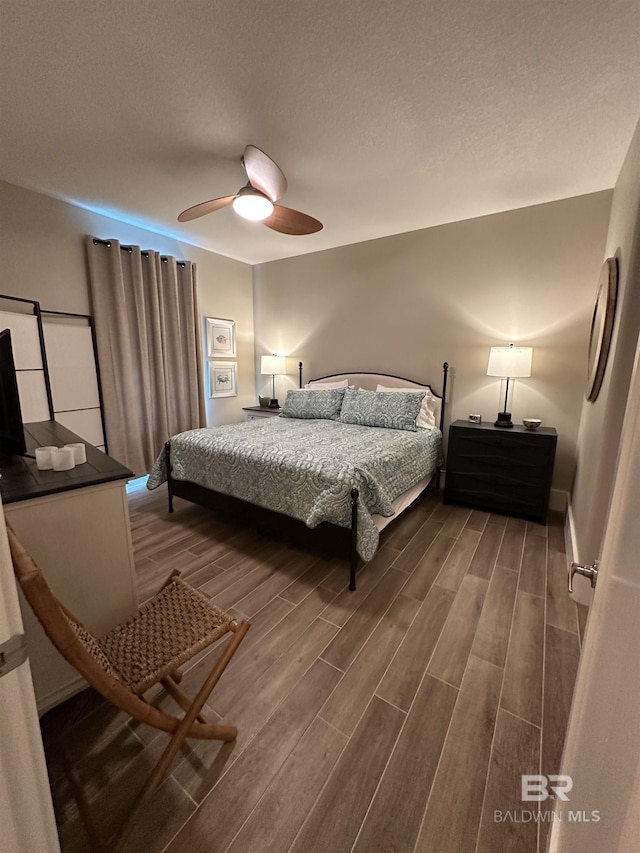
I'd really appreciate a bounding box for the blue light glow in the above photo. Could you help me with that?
[64,197,206,249]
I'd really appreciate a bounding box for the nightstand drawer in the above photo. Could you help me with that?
[445,471,548,517]
[451,429,552,458]
[449,444,551,485]
[242,406,282,421]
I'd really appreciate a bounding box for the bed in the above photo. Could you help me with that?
[147,364,449,590]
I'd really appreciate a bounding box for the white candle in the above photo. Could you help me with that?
[35,446,58,470]
[51,447,75,471]
[64,443,87,464]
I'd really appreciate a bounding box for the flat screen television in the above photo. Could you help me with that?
[0,328,27,456]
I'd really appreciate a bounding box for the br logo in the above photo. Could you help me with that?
[521,775,573,802]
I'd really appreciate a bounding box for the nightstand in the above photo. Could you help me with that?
[242,405,282,421]
[443,420,557,523]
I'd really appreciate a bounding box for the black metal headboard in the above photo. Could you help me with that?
[305,362,449,432]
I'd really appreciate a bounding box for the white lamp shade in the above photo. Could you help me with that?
[487,346,533,378]
[261,355,287,375]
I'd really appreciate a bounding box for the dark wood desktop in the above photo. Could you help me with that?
[0,421,133,504]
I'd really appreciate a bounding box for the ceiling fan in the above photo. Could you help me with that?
[177,145,323,235]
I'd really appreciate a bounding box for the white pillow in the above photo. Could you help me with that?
[304,378,350,390]
[375,384,437,429]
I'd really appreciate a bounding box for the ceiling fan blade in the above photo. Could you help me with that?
[177,195,236,222]
[263,204,323,235]
[242,145,288,202]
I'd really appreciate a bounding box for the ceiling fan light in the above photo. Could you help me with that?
[232,192,274,221]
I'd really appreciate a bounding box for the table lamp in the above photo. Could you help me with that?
[487,344,533,428]
[261,355,287,408]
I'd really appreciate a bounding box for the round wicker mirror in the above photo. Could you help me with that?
[586,257,618,402]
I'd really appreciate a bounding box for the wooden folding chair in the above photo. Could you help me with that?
[7,523,250,846]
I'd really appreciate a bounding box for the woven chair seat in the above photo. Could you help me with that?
[99,578,236,694]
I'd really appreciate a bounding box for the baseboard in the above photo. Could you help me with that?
[37,674,87,716]
[564,500,595,606]
[565,499,578,565]
[549,488,568,514]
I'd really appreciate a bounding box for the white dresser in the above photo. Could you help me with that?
[1,421,136,713]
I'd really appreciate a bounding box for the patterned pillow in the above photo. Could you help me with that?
[339,388,425,431]
[280,388,346,420]
[376,384,437,429]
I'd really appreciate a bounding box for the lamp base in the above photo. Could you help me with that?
[494,411,514,428]
[269,398,280,409]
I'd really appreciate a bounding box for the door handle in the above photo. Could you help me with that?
[569,561,599,594]
[0,634,27,679]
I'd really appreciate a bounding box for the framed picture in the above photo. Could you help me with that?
[208,361,237,398]
[206,317,236,358]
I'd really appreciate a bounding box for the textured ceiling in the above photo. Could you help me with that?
[1,0,639,265]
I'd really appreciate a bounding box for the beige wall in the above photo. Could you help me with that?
[0,180,255,427]
[571,118,640,563]
[253,191,612,493]
[1,177,620,501]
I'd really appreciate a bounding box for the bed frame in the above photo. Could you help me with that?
[164,362,449,591]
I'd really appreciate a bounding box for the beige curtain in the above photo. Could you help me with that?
[86,236,206,476]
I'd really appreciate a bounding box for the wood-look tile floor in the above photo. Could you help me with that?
[40,486,588,853]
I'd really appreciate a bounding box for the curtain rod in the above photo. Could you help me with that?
[92,238,186,267]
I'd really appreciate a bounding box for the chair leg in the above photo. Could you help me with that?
[147,621,250,779]
[114,620,250,850]
[169,667,183,684]
[58,688,107,850]
[159,569,182,591]
[160,675,209,724]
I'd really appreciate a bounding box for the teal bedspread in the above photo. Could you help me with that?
[147,417,443,561]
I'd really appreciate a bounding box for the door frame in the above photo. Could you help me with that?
[0,499,61,851]
[549,334,640,851]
